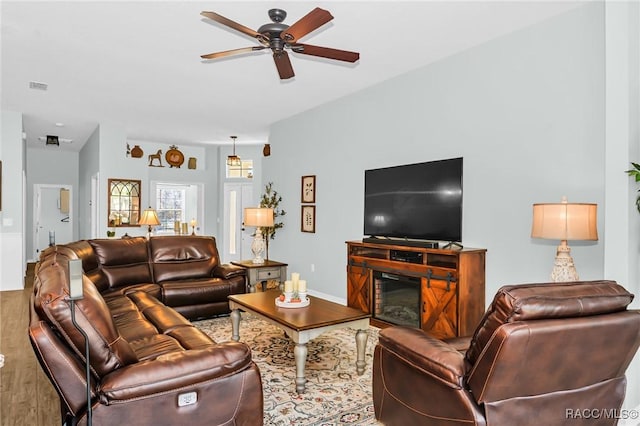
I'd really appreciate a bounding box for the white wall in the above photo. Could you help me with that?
[604,0,640,416]
[265,3,606,300]
[0,110,25,291]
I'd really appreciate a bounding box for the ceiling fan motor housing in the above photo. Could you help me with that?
[257,24,289,51]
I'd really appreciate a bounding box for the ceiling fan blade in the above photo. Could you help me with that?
[273,51,295,80]
[291,44,359,63]
[201,11,268,44]
[201,46,266,60]
[281,7,333,43]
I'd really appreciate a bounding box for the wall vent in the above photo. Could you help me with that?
[29,81,48,91]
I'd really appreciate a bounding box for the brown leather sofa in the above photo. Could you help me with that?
[29,236,263,425]
[60,235,247,320]
[373,280,640,426]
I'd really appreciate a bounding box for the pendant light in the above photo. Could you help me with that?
[227,135,241,166]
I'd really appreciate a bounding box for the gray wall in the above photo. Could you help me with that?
[78,125,100,240]
[26,147,80,259]
[265,3,606,302]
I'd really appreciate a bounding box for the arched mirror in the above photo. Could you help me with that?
[108,179,141,227]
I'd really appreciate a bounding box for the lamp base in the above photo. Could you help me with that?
[251,229,266,264]
[550,240,579,282]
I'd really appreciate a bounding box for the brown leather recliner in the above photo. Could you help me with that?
[373,280,640,426]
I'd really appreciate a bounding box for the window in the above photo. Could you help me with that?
[108,179,141,227]
[153,182,202,234]
[156,185,185,232]
[226,159,254,179]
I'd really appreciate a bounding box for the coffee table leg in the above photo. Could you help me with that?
[355,329,368,375]
[294,343,308,394]
[230,309,241,342]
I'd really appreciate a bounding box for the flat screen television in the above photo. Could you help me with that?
[364,157,463,243]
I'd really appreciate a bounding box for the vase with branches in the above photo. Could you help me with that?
[259,182,286,260]
[626,162,640,213]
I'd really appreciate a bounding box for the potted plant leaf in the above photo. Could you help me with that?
[259,182,286,260]
[626,162,640,213]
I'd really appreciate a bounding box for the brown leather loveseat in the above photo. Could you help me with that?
[373,280,640,426]
[29,236,263,425]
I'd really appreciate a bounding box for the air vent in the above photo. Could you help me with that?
[38,136,73,145]
[29,81,48,91]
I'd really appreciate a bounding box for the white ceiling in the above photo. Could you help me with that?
[1,1,584,151]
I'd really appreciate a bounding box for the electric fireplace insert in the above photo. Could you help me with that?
[373,271,421,328]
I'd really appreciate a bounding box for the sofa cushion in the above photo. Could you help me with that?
[161,278,231,307]
[89,237,152,289]
[34,257,138,377]
[465,280,634,365]
[57,241,110,292]
[150,236,220,283]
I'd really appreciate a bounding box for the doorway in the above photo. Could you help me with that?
[33,184,73,259]
[222,182,254,263]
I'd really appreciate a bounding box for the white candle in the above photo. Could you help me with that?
[291,272,300,292]
[284,280,293,293]
[298,280,307,293]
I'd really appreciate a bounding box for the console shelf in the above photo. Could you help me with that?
[346,240,486,338]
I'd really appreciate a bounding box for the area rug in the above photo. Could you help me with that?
[194,314,382,425]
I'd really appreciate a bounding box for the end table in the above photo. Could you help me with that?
[231,259,288,293]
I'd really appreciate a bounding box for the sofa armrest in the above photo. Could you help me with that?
[378,326,467,387]
[213,263,246,280]
[100,342,252,402]
[443,336,472,353]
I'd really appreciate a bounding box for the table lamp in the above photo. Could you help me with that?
[244,207,274,264]
[139,207,161,239]
[531,196,598,282]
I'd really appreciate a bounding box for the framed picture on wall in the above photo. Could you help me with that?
[301,175,316,203]
[301,205,315,233]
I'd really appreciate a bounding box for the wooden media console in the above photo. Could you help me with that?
[346,240,486,339]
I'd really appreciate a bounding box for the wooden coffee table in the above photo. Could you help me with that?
[228,290,371,394]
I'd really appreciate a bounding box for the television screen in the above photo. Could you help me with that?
[364,157,463,243]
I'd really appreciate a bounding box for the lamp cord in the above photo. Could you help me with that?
[69,299,92,426]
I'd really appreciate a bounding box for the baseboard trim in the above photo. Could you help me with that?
[307,289,346,305]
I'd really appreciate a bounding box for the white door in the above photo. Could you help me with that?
[222,183,254,263]
[34,185,73,258]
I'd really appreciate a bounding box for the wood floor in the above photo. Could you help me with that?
[1,264,59,426]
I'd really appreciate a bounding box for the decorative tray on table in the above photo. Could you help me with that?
[275,297,310,308]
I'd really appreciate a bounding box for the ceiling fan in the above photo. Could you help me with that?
[200,7,360,80]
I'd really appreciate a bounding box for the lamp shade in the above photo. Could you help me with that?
[244,207,274,227]
[138,207,161,226]
[531,199,598,241]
